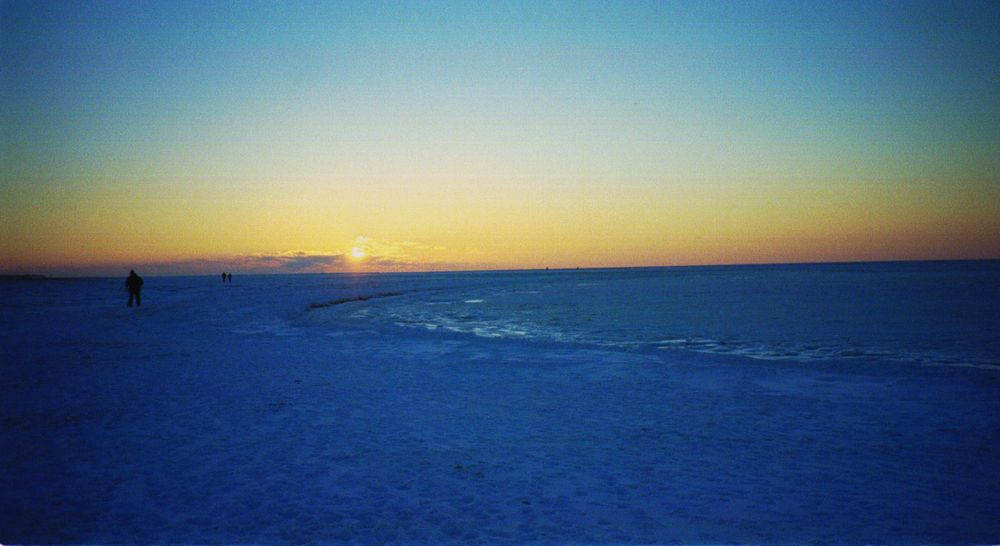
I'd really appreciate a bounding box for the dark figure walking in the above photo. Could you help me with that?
[222,272,227,283]
[126,270,144,307]
[227,272,232,283]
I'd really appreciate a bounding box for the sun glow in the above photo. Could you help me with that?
[351,247,366,260]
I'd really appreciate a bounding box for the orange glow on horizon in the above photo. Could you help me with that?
[2,168,1000,276]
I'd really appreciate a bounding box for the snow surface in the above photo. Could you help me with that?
[2,267,999,543]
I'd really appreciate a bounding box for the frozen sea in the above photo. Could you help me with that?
[2,260,999,543]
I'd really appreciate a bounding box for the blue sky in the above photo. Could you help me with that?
[2,0,999,274]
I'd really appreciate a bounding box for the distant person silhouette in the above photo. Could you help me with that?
[222,272,227,284]
[227,272,232,283]
[125,270,144,307]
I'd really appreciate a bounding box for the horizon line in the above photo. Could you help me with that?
[4,257,998,280]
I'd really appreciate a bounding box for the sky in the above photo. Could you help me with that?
[2,0,999,275]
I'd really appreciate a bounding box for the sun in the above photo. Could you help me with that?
[351,247,366,260]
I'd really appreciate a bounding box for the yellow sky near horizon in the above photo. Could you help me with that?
[3,170,998,274]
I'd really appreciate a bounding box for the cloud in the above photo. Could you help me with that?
[40,251,351,277]
[350,236,452,266]
[159,251,357,275]
[345,236,482,272]
[32,237,497,277]
[233,252,348,273]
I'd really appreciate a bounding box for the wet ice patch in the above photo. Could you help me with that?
[358,264,1000,370]
[232,318,301,337]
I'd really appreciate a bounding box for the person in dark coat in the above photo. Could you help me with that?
[227,272,232,283]
[222,272,227,283]
[126,270,144,307]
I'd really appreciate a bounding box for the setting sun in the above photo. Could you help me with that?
[351,247,366,260]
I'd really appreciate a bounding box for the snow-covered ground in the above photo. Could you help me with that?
[2,267,999,543]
